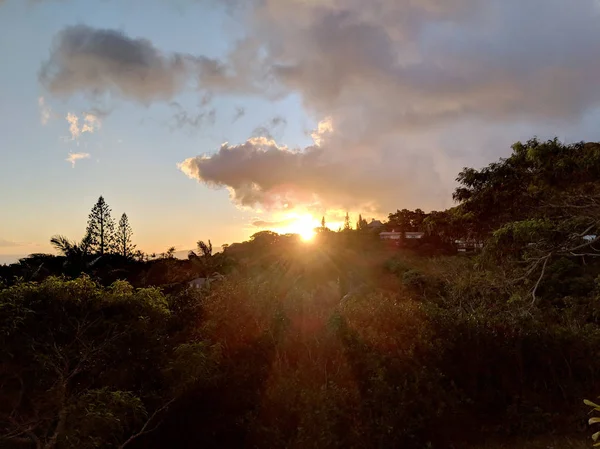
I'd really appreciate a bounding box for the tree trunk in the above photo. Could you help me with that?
[43,383,68,449]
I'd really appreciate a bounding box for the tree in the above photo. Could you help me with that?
[356,214,368,231]
[162,247,176,259]
[457,138,600,304]
[321,216,326,230]
[116,213,136,259]
[49,234,94,275]
[0,276,219,449]
[85,196,116,256]
[388,209,427,233]
[197,240,213,258]
[453,138,600,239]
[343,212,351,231]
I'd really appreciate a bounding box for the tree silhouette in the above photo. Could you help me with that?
[197,240,213,257]
[116,213,136,258]
[50,234,94,275]
[321,216,326,229]
[343,212,351,231]
[85,196,116,256]
[356,214,368,231]
[162,247,176,259]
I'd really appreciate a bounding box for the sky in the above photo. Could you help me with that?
[2,0,600,263]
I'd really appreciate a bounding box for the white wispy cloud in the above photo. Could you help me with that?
[66,152,91,168]
[65,112,101,140]
[38,96,51,125]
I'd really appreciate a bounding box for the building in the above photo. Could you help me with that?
[367,219,384,230]
[455,239,484,253]
[379,231,425,240]
[405,232,425,239]
[379,231,402,240]
[188,277,208,289]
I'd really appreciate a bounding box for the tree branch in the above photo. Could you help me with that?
[564,235,600,253]
[531,255,550,307]
[118,398,177,449]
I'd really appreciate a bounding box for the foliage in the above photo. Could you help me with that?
[585,399,600,446]
[0,276,216,448]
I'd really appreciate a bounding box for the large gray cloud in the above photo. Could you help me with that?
[39,25,259,103]
[178,135,448,213]
[178,0,600,213]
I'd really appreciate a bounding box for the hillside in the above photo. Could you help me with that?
[1,138,600,448]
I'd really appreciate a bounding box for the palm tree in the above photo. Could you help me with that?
[50,235,81,258]
[50,234,96,275]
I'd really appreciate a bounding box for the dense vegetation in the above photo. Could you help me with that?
[2,138,600,448]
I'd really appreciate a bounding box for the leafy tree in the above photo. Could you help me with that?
[456,138,600,303]
[0,277,219,449]
[197,240,213,258]
[453,138,600,238]
[162,247,176,259]
[387,209,427,233]
[85,196,116,256]
[116,213,136,259]
[250,231,280,246]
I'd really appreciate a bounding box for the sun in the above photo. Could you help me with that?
[275,213,318,242]
[299,228,315,242]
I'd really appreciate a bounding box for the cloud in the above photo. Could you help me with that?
[177,0,600,214]
[66,113,80,139]
[250,115,287,140]
[34,2,600,214]
[40,25,193,103]
[39,25,268,104]
[232,106,245,122]
[0,239,25,248]
[169,102,216,132]
[178,133,444,213]
[252,218,295,228]
[38,96,52,125]
[66,152,91,167]
[65,112,101,140]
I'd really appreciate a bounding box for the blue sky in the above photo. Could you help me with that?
[0,0,315,261]
[2,0,600,263]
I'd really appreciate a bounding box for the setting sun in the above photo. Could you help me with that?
[272,213,319,242]
[299,228,315,242]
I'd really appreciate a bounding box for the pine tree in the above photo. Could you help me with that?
[344,212,351,231]
[321,216,326,229]
[85,196,116,255]
[356,214,368,231]
[116,213,136,258]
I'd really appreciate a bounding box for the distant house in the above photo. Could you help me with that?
[380,231,402,240]
[455,239,484,253]
[367,220,384,230]
[379,231,424,240]
[188,272,225,289]
[188,277,208,289]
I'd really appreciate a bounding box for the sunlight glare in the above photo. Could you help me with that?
[274,213,318,242]
[300,228,315,242]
